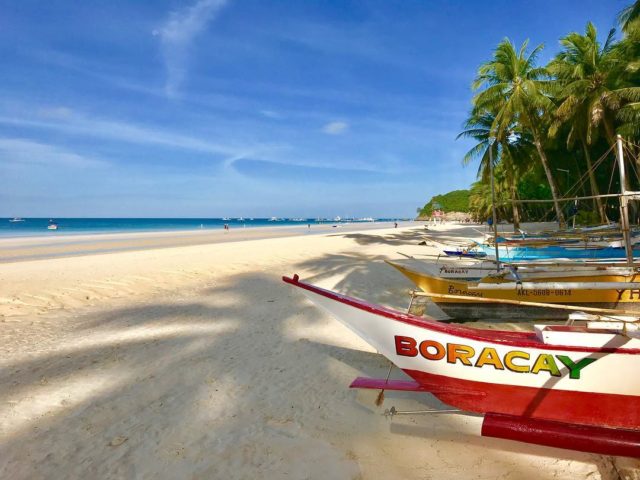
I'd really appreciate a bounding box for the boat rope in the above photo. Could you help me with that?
[561,143,616,202]
[375,363,394,407]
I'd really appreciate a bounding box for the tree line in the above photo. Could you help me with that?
[461,1,640,229]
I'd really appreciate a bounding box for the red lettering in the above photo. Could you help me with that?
[419,340,445,360]
[395,335,418,357]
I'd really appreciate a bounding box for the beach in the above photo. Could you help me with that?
[0,223,637,479]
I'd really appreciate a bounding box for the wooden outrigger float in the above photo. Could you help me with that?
[283,274,640,457]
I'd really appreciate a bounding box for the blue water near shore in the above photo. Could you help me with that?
[0,218,397,238]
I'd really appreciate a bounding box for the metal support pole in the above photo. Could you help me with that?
[489,141,500,271]
[616,135,634,267]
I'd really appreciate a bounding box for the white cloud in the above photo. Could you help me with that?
[154,0,228,97]
[0,138,108,169]
[260,109,283,119]
[322,121,349,135]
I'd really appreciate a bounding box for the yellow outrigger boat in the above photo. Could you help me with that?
[387,260,640,320]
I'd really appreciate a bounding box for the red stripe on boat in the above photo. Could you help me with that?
[404,368,640,430]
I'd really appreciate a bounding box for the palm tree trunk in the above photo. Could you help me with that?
[531,135,566,227]
[581,137,607,223]
[510,180,520,231]
[603,117,617,147]
[503,158,521,231]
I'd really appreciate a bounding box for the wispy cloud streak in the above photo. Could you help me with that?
[0,138,108,169]
[0,112,241,157]
[154,0,229,97]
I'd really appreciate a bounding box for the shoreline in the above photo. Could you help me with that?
[0,221,419,263]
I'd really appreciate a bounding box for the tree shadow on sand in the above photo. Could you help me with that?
[1,261,633,479]
[0,273,365,479]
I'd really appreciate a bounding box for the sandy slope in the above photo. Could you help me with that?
[0,224,637,479]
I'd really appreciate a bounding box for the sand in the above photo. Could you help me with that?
[0,223,638,479]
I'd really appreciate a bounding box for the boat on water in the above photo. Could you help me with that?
[47,220,58,230]
[283,274,640,457]
[9,217,25,223]
[386,260,640,320]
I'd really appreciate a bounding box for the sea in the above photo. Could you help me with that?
[0,217,398,238]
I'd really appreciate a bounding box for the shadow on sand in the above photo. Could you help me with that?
[1,237,632,478]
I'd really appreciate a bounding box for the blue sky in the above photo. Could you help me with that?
[0,0,627,217]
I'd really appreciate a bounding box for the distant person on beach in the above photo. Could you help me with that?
[307,224,310,229]
[394,222,398,228]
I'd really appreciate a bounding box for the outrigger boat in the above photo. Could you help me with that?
[284,274,640,457]
[392,138,640,321]
[443,248,487,258]
[394,255,640,281]
[476,243,640,261]
[387,260,640,320]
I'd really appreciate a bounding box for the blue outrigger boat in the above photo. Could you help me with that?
[477,243,640,261]
[443,248,487,258]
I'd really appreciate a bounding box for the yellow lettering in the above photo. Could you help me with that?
[474,347,504,370]
[531,354,561,377]
[504,351,530,373]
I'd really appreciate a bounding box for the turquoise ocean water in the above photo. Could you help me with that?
[0,218,395,238]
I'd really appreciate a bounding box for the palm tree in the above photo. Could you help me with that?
[458,110,531,230]
[615,13,640,144]
[468,172,510,223]
[472,39,566,226]
[547,22,617,222]
[618,0,640,32]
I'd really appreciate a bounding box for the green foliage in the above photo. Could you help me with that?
[418,189,470,217]
[455,1,640,226]
[575,210,601,225]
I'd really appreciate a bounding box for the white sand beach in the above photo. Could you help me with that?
[1,224,638,479]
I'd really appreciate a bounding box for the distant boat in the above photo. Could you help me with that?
[334,216,342,222]
[47,220,58,230]
[9,217,25,223]
[222,217,230,221]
